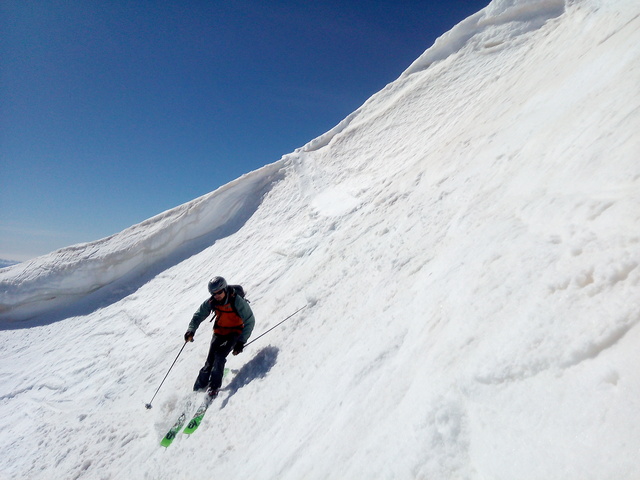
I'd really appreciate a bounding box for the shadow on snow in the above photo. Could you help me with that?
[220,346,279,408]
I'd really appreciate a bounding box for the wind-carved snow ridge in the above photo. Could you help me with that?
[299,111,360,153]
[294,0,567,156]
[0,161,285,323]
[403,0,566,76]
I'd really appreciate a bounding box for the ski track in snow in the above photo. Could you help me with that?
[1,0,640,479]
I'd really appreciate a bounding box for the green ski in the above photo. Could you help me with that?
[183,367,229,435]
[183,396,214,434]
[160,412,188,447]
[159,368,229,445]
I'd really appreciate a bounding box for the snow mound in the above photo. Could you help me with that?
[403,0,565,75]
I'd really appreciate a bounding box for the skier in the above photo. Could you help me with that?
[184,276,255,397]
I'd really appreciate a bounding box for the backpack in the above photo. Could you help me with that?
[227,284,248,302]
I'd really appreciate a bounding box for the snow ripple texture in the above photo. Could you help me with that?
[0,0,639,479]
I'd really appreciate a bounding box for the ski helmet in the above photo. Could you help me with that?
[208,276,227,295]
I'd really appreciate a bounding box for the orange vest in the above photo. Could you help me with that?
[212,301,244,336]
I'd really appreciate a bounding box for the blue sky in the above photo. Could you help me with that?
[1,0,488,262]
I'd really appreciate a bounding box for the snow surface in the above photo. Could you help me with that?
[1,0,640,478]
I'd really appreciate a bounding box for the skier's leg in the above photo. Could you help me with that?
[193,335,222,391]
[193,367,210,391]
[207,335,238,392]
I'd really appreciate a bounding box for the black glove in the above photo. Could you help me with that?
[232,341,244,355]
[184,331,195,342]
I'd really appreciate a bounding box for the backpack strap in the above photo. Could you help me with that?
[228,287,239,316]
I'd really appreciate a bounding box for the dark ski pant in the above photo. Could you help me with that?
[194,334,239,391]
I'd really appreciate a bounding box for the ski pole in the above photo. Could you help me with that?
[145,341,188,409]
[245,305,307,348]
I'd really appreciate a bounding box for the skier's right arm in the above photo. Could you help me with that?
[184,300,212,341]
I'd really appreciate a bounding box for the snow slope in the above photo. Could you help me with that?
[1,0,639,478]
